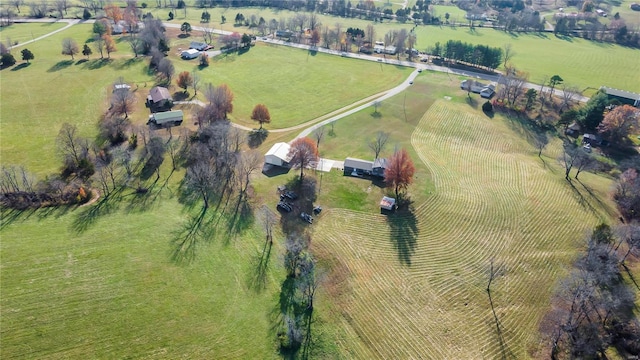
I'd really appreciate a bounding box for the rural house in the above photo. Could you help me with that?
[146,86,172,112]
[372,158,388,178]
[147,110,183,129]
[461,80,496,98]
[264,142,292,167]
[344,157,374,177]
[601,87,640,107]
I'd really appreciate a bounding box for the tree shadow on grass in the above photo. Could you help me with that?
[565,179,608,221]
[248,239,273,292]
[112,57,144,70]
[11,63,31,71]
[169,207,216,264]
[0,207,39,230]
[71,192,121,234]
[47,59,74,72]
[248,129,268,148]
[83,58,112,70]
[386,201,418,266]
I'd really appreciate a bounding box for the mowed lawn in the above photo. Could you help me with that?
[0,22,66,45]
[414,26,640,93]
[0,196,286,359]
[157,5,640,93]
[172,43,412,129]
[309,100,617,359]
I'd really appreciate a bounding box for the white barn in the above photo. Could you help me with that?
[264,142,292,167]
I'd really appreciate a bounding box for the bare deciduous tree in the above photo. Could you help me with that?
[368,131,389,160]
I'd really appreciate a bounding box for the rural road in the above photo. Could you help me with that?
[12,18,590,137]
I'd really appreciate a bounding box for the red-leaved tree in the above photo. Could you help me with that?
[288,137,318,180]
[384,148,415,201]
[251,104,271,129]
[597,105,639,142]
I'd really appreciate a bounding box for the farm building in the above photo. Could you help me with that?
[146,86,172,112]
[190,41,210,51]
[380,196,396,212]
[265,142,292,167]
[181,49,200,59]
[147,110,183,129]
[600,87,640,107]
[344,157,373,177]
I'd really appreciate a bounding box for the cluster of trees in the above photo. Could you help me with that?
[0,165,91,209]
[541,224,640,358]
[278,231,322,351]
[0,42,33,68]
[432,40,502,70]
[613,168,640,223]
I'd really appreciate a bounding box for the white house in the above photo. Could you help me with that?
[181,49,200,59]
[264,142,292,167]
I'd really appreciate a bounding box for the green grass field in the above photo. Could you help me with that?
[170,43,412,129]
[309,99,618,358]
[0,18,635,360]
[0,22,66,45]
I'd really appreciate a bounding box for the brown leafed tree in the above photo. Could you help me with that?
[205,83,234,120]
[61,38,79,60]
[288,137,318,180]
[176,71,193,93]
[384,148,415,200]
[103,34,117,58]
[251,104,271,129]
[104,3,123,23]
[597,105,639,142]
[310,29,320,46]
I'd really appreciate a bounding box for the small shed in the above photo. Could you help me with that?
[181,49,200,59]
[344,157,373,177]
[380,196,396,211]
[265,142,292,167]
[147,110,183,128]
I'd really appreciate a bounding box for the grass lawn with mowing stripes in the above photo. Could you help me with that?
[309,99,618,359]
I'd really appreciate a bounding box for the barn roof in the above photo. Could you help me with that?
[344,157,373,171]
[601,87,640,101]
[266,142,292,162]
[148,86,171,103]
[149,110,183,124]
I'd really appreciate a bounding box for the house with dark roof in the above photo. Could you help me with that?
[344,157,373,177]
[601,87,640,107]
[146,86,172,112]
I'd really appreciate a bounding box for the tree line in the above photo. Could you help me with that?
[431,40,502,71]
[539,223,639,358]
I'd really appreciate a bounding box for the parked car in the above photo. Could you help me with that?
[300,212,313,224]
[313,205,322,215]
[277,201,293,212]
[281,191,298,201]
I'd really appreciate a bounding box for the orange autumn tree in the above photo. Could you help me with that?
[104,4,123,23]
[288,137,318,180]
[251,104,271,129]
[597,104,639,143]
[384,148,415,201]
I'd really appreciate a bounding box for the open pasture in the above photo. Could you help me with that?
[0,22,66,45]
[311,100,615,358]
